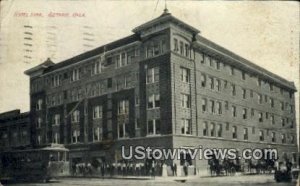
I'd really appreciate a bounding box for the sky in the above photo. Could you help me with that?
[0,1,299,139]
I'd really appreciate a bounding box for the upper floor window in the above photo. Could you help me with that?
[271,132,276,142]
[230,66,235,75]
[202,98,207,112]
[146,67,159,84]
[36,99,43,111]
[184,44,190,58]
[147,119,160,135]
[93,127,103,141]
[257,78,261,86]
[270,98,274,107]
[210,123,215,137]
[179,41,184,55]
[181,67,190,83]
[148,94,160,109]
[52,75,61,87]
[280,101,284,110]
[259,130,264,141]
[242,89,246,99]
[72,130,80,143]
[243,108,247,119]
[243,128,248,140]
[258,94,262,104]
[93,105,103,119]
[92,59,102,74]
[217,124,222,137]
[216,101,222,114]
[71,68,80,82]
[232,106,236,117]
[118,122,129,139]
[216,79,221,91]
[203,121,208,136]
[259,112,263,122]
[281,134,286,143]
[181,119,191,135]
[37,117,42,128]
[173,38,178,52]
[71,110,80,123]
[232,126,237,139]
[271,115,275,125]
[53,132,60,144]
[201,74,206,87]
[209,77,214,90]
[242,72,246,80]
[231,84,236,96]
[53,114,60,125]
[181,94,191,109]
[270,84,273,91]
[118,100,129,115]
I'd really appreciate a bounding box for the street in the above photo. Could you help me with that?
[4,174,298,186]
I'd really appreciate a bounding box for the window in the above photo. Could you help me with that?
[210,123,215,137]
[281,134,286,143]
[53,114,60,125]
[148,94,160,109]
[184,44,190,57]
[258,94,262,104]
[173,38,178,52]
[290,105,294,113]
[203,122,208,136]
[259,112,263,122]
[118,122,129,138]
[52,75,61,87]
[92,59,102,74]
[93,105,103,119]
[181,94,191,109]
[37,135,41,145]
[259,130,264,141]
[265,112,269,119]
[93,127,102,141]
[280,102,284,110]
[230,66,235,75]
[251,108,254,117]
[201,74,206,87]
[53,132,60,144]
[270,98,274,107]
[71,68,80,81]
[231,84,236,96]
[209,77,214,89]
[107,78,112,88]
[202,98,207,112]
[264,95,268,102]
[146,67,159,84]
[242,89,246,99]
[37,117,42,128]
[179,41,184,55]
[36,99,43,111]
[257,78,261,86]
[210,100,215,113]
[135,118,141,129]
[181,119,191,135]
[216,79,221,91]
[217,124,222,137]
[281,118,285,127]
[271,132,276,142]
[118,100,129,115]
[181,67,190,83]
[232,106,236,117]
[216,61,220,70]
[226,122,229,131]
[271,115,275,125]
[223,80,228,89]
[242,72,246,80]
[71,110,80,123]
[232,126,237,139]
[243,128,248,140]
[225,101,228,110]
[147,119,160,135]
[243,108,247,119]
[290,135,294,144]
[72,130,80,143]
[270,84,273,91]
[217,102,222,114]
[252,127,255,134]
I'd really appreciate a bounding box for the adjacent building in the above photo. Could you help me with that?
[0,110,30,150]
[25,10,298,175]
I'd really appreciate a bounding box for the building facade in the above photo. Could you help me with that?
[0,110,30,151]
[25,10,298,175]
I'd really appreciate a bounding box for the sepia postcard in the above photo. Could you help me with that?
[0,0,299,185]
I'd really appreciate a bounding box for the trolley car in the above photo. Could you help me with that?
[0,144,70,182]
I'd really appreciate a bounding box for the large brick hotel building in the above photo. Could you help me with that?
[25,10,298,175]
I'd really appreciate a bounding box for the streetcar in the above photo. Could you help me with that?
[0,144,70,182]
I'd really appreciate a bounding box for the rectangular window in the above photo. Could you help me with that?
[181,94,191,109]
[36,117,42,128]
[92,59,102,74]
[270,84,273,91]
[202,98,207,112]
[250,90,253,98]
[232,126,237,139]
[53,132,60,144]
[271,132,276,142]
[230,66,235,75]
[259,130,264,141]
[210,100,215,113]
[209,77,214,89]
[243,128,248,140]
[281,118,285,127]
[118,100,129,115]
[146,67,159,84]
[107,78,112,88]
[93,105,103,119]
[264,95,268,102]
[217,101,222,114]
[225,101,228,110]
[217,124,222,137]
[72,130,80,143]
[201,74,206,87]
[203,121,208,136]
[281,134,286,143]
[184,44,190,57]
[174,38,178,52]
[270,98,274,107]
[271,115,275,125]
[243,108,247,119]
[71,68,80,82]
[242,72,246,80]
[71,110,80,123]
[147,94,160,109]
[259,112,263,122]
[181,119,191,135]
[210,123,215,137]
[118,122,129,138]
[179,41,184,55]
[180,67,190,83]
[242,89,246,99]
[93,127,102,141]
[147,119,160,135]
[216,61,220,70]
[280,101,284,110]
[53,114,60,125]
[232,106,236,117]
[231,84,236,96]
[216,79,220,91]
[36,99,43,111]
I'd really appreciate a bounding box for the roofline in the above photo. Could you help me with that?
[195,35,296,92]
